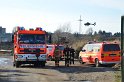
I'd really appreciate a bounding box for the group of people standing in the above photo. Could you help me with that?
[54,44,75,67]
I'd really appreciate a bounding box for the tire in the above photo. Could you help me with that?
[34,62,40,67]
[13,62,15,67]
[41,61,46,67]
[95,59,100,67]
[79,57,84,64]
[60,57,62,61]
[107,64,116,67]
[79,57,82,63]
[15,61,20,68]
[49,56,52,61]
[34,63,38,67]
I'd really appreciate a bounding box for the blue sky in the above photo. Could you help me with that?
[0,0,123,34]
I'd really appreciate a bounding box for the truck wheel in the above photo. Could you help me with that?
[95,59,100,67]
[79,57,84,64]
[34,62,39,67]
[41,62,45,67]
[34,63,38,67]
[108,64,115,67]
[15,61,20,68]
[13,62,15,67]
[49,56,52,61]
[79,57,82,63]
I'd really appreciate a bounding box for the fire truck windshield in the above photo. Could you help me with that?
[19,34,45,44]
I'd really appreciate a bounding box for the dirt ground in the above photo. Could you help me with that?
[0,55,121,82]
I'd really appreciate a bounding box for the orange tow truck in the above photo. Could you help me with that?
[12,26,48,67]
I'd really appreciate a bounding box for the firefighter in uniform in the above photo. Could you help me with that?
[54,44,60,67]
[70,46,75,64]
[64,45,70,67]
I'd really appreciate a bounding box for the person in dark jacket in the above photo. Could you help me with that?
[64,45,70,67]
[70,46,75,64]
[54,44,60,67]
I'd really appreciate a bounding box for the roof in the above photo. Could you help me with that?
[18,30,46,34]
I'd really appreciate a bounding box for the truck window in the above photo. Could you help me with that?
[93,45,101,52]
[87,44,93,52]
[103,44,120,51]
[47,46,54,51]
[19,34,45,44]
[59,46,64,50]
[82,45,87,51]
[93,47,100,52]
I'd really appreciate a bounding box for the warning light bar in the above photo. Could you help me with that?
[35,27,42,31]
[29,28,34,30]
[18,27,25,30]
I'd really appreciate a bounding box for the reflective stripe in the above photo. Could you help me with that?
[15,54,47,61]
[117,54,120,56]
[81,56,89,57]
[99,61,120,64]
[104,54,109,56]
[103,54,120,56]
[20,44,45,48]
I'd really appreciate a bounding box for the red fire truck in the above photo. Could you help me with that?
[12,26,48,67]
[47,44,64,60]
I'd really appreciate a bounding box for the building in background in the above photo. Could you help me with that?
[0,26,12,42]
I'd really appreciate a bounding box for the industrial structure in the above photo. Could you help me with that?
[0,26,12,42]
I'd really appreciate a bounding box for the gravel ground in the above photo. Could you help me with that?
[0,55,121,82]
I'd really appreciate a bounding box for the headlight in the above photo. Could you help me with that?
[17,55,23,58]
[41,55,46,58]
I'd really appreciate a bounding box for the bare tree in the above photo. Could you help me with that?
[61,23,71,33]
[52,28,62,43]
[52,23,74,44]
[86,27,93,35]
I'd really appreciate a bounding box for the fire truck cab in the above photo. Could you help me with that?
[79,42,121,67]
[12,26,47,67]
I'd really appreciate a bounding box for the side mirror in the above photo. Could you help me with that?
[49,34,52,43]
[82,49,86,52]
[12,34,14,43]
[46,32,52,44]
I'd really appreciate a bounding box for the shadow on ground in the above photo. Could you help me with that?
[0,69,29,82]
[19,63,118,74]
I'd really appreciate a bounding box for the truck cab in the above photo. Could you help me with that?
[13,27,47,67]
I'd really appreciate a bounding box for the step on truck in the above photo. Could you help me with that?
[12,27,48,67]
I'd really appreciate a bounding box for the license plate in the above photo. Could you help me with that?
[29,55,36,58]
[109,54,116,56]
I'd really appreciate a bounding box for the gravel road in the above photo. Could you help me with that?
[0,55,121,82]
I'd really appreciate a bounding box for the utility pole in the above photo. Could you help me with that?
[121,16,124,82]
[78,15,82,34]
